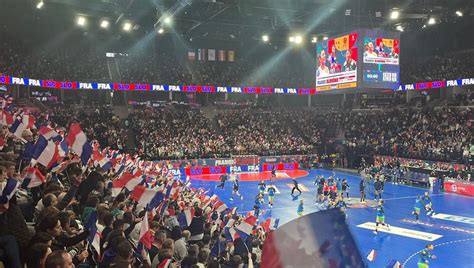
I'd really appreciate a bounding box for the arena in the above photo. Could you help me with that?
[0,0,473,267]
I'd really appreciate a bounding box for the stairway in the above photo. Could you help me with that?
[201,106,224,136]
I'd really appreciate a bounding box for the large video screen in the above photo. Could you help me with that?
[316,32,358,92]
[361,30,400,89]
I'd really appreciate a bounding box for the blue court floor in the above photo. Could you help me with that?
[189,169,474,267]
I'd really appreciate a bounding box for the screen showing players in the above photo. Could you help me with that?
[316,32,358,92]
[361,29,400,89]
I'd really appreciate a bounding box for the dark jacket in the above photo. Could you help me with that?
[187,216,204,236]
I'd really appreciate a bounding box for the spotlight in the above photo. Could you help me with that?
[289,36,295,43]
[428,17,436,25]
[456,10,463,17]
[390,10,399,20]
[396,25,404,32]
[123,22,132,31]
[163,16,172,25]
[375,11,382,18]
[323,36,328,41]
[100,20,109,29]
[262,35,269,42]
[77,16,86,26]
[157,28,164,34]
[36,1,44,9]
[294,35,302,44]
[345,9,351,16]
[311,37,317,43]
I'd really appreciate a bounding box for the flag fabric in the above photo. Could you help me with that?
[261,209,365,268]
[0,136,5,150]
[157,259,172,268]
[198,49,206,61]
[218,50,226,61]
[131,186,164,207]
[31,136,66,169]
[38,126,61,141]
[225,227,240,242]
[367,249,376,262]
[210,241,226,257]
[260,218,280,232]
[213,200,228,214]
[139,212,153,249]
[188,51,196,61]
[9,119,28,140]
[0,110,14,126]
[228,50,235,62]
[208,49,216,61]
[85,211,102,256]
[65,123,92,165]
[235,215,257,240]
[21,166,46,188]
[0,178,20,205]
[94,154,113,171]
[111,171,143,197]
[178,207,195,229]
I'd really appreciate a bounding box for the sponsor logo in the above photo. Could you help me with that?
[215,159,235,166]
[357,222,442,241]
[431,213,474,225]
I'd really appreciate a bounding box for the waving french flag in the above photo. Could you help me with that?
[10,119,27,140]
[131,186,164,207]
[38,126,61,141]
[32,136,67,169]
[260,218,280,232]
[0,178,20,204]
[21,166,46,188]
[66,123,92,165]
[178,207,195,229]
[235,215,257,240]
[94,154,112,171]
[86,211,102,256]
[213,200,228,214]
[111,170,143,197]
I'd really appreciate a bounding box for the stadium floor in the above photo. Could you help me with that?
[189,169,474,267]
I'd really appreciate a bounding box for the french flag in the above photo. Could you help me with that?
[213,200,228,214]
[225,226,240,242]
[86,211,102,256]
[0,178,20,204]
[65,123,92,165]
[21,166,46,188]
[178,207,195,229]
[10,119,28,140]
[0,110,13,126]
[111,170,143,196]
[131,186,164,207]
[139,211,153,249]
[157,259,172,268]
[38,126,61,141]
[94,154,112,171]
[367,249,376,262]
[32,136,67,169]
[235,215,257,240]
[0,137,5,150]
[260,218,280,232]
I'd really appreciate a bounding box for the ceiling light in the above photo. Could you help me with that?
[77,16,86,26]
[100,20,109,29]
[396,25,404,32]
[36,1,44,9]
[262,35,269,42]
[456,10,463,17]
[390,10,400,20]
[311,37,317,43]
[294,35,302,44]
[289,36,295,43]
[157,28,164,34]
[428,17,436,25]
[163,16,172,25]
[123,22,132,31]
[345,9,351,16]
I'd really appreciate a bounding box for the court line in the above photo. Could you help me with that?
[402,237,474,266]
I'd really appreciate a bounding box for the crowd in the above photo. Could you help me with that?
[343,107,473,163]
[129,106,229,160]
[0,103,270,268]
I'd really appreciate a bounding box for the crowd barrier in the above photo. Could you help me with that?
[1,74,473,94]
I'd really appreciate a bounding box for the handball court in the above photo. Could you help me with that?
[189,169,474,267]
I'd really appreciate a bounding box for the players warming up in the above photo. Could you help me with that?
[413,195,423,222]
[216,173,228,189]
[258,180,266,194]
[374,200,390,234]
[421,192,436,216]
[254,193,264,218]
[267,184,276,207]
[341,179,350,199]
[418,244,436,268]
[271,165,277,178]
[291,179,302,195]
[359,178,366,203]
[230,175,243,201]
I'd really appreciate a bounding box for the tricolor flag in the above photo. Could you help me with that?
[32,136,68,169]
[178,207,195,229]
[21,166,46,188]
[38,126,61,141]
[367,249,376,262]
[218,50,226,61]
[9,119,28,140]
[261,209,365,268]
[235,215,257,240]
[111,170,143,197]
[0,178,20,204]
[86,211,102,256]
[131,186,164,207]
[260,218,280,232]
[139,211,153,249]
[213,200,228,214]
[225,227,240,242]
[93,153,112,171]
[65,123,92,165]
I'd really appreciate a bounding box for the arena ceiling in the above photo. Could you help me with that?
[1,0,473,43]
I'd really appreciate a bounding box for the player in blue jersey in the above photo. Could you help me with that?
[254,193,264,218]
[418,244,436,268]
[297,199,304,217]
[230,175,243,201]
[413,195,423,222]
[341,179,350,199]
[267,184,276,207]
[271,165,277,178]
[374,200,390,234]
[258,180,266,194]
[421,192,436,216]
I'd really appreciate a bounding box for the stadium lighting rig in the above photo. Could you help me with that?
[390,10,400,20]
[77,16,86,26]
[311,37,317,43]
[456,10,463,17]
[36,1,44,9]
[123,22,132,31]
[100,20,109,29]
[427,17,436,25]
[157,28,164,34]
[262,35,269,42]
